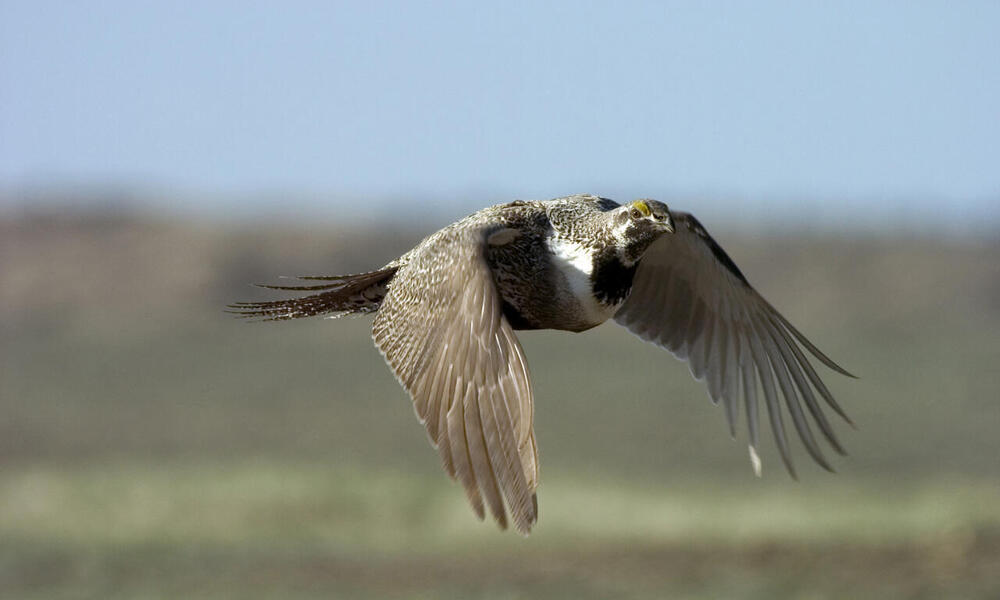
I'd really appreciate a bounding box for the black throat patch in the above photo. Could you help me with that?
[591,249,638,306]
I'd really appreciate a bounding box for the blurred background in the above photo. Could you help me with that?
[2,2,999,598]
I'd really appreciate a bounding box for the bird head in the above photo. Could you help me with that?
[611,199,675,265]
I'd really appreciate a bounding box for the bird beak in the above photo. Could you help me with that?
[663,215,675,234]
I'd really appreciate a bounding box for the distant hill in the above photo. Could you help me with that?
[2,210,996,335]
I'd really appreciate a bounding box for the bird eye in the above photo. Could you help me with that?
[629,208,642,219]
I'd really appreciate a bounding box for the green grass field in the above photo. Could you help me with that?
[2,215,998,598]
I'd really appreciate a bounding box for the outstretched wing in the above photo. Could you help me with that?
[614,211,855,478]
[372,224,539,534]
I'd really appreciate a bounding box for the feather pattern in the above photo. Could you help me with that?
[372,222,539,534]
[614,211,855,477]
[232,195,855,533]
[227,268,397,320]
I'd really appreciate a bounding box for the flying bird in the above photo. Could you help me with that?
[229,194,855,534]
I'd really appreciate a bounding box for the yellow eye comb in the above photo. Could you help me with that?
[630,200,651,217]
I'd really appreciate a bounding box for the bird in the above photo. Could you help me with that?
[229,194,855,534]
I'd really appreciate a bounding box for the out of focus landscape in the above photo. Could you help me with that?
[2,196,998,599]
[4,2,1000,597]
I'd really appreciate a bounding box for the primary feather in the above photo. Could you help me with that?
[230,195,855,534]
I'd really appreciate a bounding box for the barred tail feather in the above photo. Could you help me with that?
[227,267,397,321]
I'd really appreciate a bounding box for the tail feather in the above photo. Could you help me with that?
[255,281,350,291]
[295,274,365,281]
[227,267,397,321]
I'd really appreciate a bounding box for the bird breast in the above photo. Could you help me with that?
[545,236,620,329]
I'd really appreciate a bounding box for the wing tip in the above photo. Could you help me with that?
[837,366,860,380]
[779,449,799,481]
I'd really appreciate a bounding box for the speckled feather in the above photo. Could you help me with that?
[229,194,855,534]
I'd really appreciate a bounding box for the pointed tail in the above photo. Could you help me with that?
[227,267,398,321]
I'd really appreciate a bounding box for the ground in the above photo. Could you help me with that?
[2,213,998,598]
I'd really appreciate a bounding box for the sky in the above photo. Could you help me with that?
[1,1,998,228]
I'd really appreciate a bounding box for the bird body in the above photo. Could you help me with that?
[231,194,854,534]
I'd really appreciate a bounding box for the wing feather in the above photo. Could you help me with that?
[753,312,832,472]
[446,383,484,519]
[737,328,760,453]
[749,320,798,479]
[769,319,846,454]
[463,380,506,528]
[720,318,740,436]
[373,223,538,533]
[615,211,853,476]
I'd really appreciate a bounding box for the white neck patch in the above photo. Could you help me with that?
[546,236,615,325]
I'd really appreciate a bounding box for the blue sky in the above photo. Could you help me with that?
[1,1,998,227]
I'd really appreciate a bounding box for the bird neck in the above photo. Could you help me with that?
[590,248,639,307]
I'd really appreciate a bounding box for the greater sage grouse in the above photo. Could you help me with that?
[230,194,854,534]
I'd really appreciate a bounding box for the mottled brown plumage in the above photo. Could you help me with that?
[229,194,854,534]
